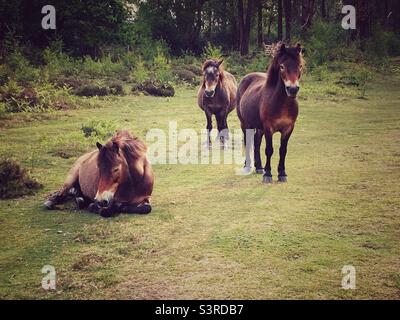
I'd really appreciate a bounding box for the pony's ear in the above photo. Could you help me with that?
[96,142,103,150]
[112,141,119,153]
[216,59,224,68]
[278,43,286,55]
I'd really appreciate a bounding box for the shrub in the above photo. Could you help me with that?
[0,158,42,199]
[81,119,118,141]
[107,81,125,95]
[73,84,109,97]
[152,50,173,83]
[132,57,149,83]
[5,50,39,85]
[172,66,198,85]
[132,80,175,97]
[303,20,346,69]
[202,42,223,60]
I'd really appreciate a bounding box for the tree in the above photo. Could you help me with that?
[278,0,283,40]
[238,0,254,55]
[283,0,292,40]
[257,0,263,46]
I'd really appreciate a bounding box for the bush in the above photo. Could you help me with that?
[172,66,198,85]
[107,81,125,95]
[132,57,149,83]
[73,84,109,97]
[303,20,346,69]
[152,50,173,83]
[5,50,39,84]
[0,158,42,199]
[132,80,175,97]
[81,119,118,141]
[202,42,223,60]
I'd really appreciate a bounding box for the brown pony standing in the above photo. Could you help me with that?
[197,59,237,146]
[44,130,154,217]
[237,43,304,183]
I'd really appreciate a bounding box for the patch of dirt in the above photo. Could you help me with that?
[72,253,104,271]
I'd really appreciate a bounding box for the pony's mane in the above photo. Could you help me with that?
[201,59,225,87]
[112,130,147,159]
[266,43,305,87]
[98,130,147,174]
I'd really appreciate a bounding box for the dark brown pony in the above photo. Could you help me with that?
[237,43,304,183]
[44,130,154,217]
[197,59,237,146]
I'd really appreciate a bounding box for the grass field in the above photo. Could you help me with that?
[0,65,399,299]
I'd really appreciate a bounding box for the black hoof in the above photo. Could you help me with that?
[120,203,152,214]
[99,207,114,218]
[263,175,273,184]
[278,175,287,183]
[88,203,98,213]
[255,168,264,174]
[44,200,54,210]
[75,197,85,209]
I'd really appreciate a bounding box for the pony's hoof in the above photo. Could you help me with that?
[138,204,152,214]
[278,175,287,183]
[99,207,113,218]
[88,203,97,213]
[75,197,85,209]
[255,168,264,174]
[263,175,273,184]
[237,166,252,175]
[43,200,54,210]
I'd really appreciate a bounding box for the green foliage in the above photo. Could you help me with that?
[4,50,39,84]
[312,64,330,81]
[81,119,118,143]
[303,20,346,69]
[202,42,223,60]
[73,84,109,97]
[132,57,150,83]
[152,50,173,83]
[0,158,42,199]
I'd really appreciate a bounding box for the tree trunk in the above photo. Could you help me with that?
[284,0,292,41]
[239,0,254,55]
[278,0,283,40]
[321,0,326,20]
[257,0,263,47]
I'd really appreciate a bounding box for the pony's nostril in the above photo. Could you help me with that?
[288,86,299,95]
[101,200,109,207]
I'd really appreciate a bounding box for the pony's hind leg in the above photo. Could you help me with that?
[263,130,274,183]
[118,202,152,215]
[44,163,80,209]
[277,127,294,182]
[254,130,264,174]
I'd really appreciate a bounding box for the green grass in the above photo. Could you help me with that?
[0,66,399,299]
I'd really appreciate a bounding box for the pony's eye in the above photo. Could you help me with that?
[113,167,119,173]
[280,64,285,71]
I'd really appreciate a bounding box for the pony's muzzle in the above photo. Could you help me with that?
[205,89,215,98]
[97,199,111,207]
[285,85,299,97]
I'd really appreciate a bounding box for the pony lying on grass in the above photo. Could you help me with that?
[44,130,154,217]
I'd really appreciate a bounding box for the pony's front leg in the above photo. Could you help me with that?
[277,127,294,182]
[44,185,79,209]
[117,202,152,215]
[263,130,274,183]
[254,129,264,174]
[216,111,229,147]
[205,111,212,148]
